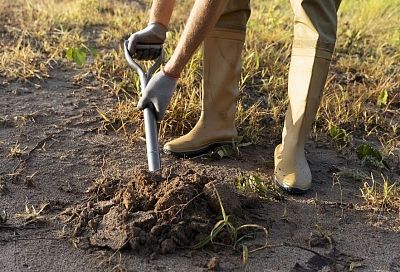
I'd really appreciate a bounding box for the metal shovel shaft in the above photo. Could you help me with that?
[124,41,162,172]
[143,108,160,172]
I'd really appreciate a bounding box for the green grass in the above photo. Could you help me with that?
[0,0,399,166]
[193,188,269,265]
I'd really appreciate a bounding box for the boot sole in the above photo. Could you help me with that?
[163,141,234,158]
[274,177,309,195]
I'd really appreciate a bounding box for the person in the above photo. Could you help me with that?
[127,0,342,194]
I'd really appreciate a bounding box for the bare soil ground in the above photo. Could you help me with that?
[1,66,399,272]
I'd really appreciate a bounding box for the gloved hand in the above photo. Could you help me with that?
[128,23,167,60]
[137,70,178,121]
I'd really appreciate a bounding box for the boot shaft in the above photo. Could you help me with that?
[201,29,246,121]
[163,29,247,155]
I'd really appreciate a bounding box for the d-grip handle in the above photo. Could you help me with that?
[123,41,163,89]
[133,44,163,61]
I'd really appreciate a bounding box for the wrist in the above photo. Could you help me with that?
[162,66,180,80]
[149,21,168,31]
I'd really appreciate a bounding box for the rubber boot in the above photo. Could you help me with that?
[274,54,331,193]
[164,29,246,156]
[274,0,341,194]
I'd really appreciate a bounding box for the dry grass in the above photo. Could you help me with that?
[8,142,24,158]
[15,203,49,224]
[2,0,398,146]
[361,174,400,213]
[1,0,399,206]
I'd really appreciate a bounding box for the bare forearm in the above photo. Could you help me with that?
[149,0,176,27]
[164,0,228,77]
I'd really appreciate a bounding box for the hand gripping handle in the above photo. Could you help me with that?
[123,40,163,172]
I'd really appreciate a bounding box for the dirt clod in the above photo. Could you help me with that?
[61,169,247,254]
[207,256,219,271]
[204,181,243,216]
[89,205,129,250]
[161,238,176,254]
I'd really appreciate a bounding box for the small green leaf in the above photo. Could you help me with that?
[210,220,226,243]
[356,144,382,162]
[192,235,211,249]
[66,48,74,61]
[215,189,227,220]
[75,49,87,66]
[377,90,388,107]
[65,47,87,67]
[329,125,347,142]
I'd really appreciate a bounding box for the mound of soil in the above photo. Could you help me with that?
[59,169,245,255]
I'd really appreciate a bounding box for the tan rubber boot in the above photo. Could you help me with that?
[274,53,332,193]
[164,29,246,157]
[274,0,341,194]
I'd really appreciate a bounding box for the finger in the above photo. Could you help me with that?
[146,48,156,60]
[127,34,137,55]
[136,97,149,110]
[135,49,151,60]
[134,49,145,60]
[137,49,158,61]
[149,48,161,60]
[140,49,150,61]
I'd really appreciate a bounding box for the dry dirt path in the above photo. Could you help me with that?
[0,68,399,271]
